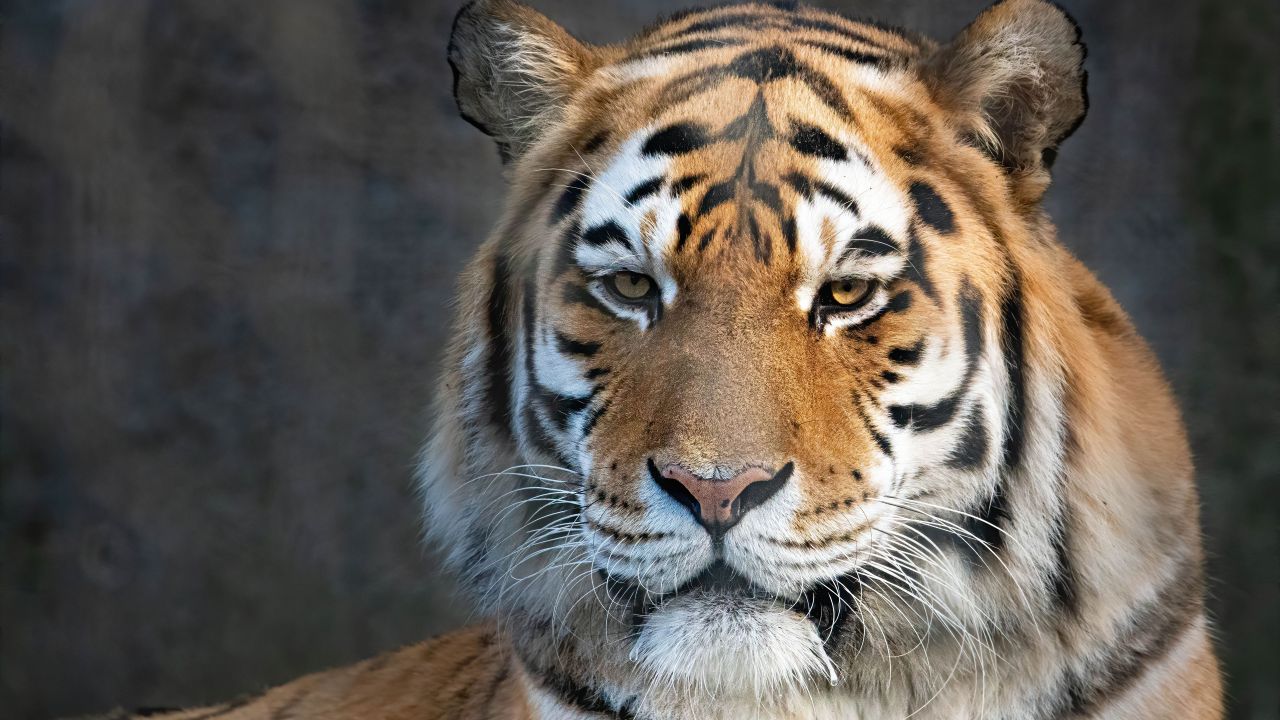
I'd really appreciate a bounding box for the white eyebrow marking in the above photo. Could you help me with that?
[573,128,684,310]
[791,132,912,313]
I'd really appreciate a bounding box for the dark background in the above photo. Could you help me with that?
[0,0,1275,718]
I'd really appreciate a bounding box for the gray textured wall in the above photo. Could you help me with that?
[1,1,1275,718]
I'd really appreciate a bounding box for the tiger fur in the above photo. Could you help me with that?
[109,1,1223,718]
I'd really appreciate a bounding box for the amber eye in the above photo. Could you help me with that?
[606,271,655,302]
[824,278,873,308]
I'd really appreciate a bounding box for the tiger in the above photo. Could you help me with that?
[102,1,1224,718]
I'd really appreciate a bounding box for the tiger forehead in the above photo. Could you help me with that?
[560,80,917,277]
[592,37,930,154]
[598,3,934,132]
[540,20,944,274]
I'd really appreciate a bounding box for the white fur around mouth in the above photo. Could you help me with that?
[630,593,840,698]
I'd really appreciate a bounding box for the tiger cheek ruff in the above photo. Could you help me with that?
[130,2,1224,718]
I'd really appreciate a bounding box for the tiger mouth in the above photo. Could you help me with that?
[601,561,862,648]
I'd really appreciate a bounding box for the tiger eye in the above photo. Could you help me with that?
[610,272,653,301]
[828,278,871,306]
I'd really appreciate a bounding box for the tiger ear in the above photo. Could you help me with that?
[448,0,596,163]
[921,0,1087,197]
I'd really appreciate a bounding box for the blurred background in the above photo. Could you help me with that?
[0,0,1275,717]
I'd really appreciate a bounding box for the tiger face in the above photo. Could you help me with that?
[552,93,996,692]
[424,1,1216,716]
[544,67,1005,678]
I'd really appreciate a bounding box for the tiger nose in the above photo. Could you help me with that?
[648,459,794,533]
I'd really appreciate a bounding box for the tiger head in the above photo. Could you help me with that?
[419,0,1174,715]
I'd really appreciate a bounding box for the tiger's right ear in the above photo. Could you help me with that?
[920,0,1087,201]
[448,0,597,163]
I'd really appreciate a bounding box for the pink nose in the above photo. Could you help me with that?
[649,460,794,532]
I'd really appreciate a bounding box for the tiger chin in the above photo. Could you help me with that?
[114,1,1223,719]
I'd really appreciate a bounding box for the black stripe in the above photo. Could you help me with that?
[656,67,729,107]
[803,179,855,212]
[795,63,855,120]
[538,385,598,434]
[670,12,777,39]
[840,225,898,259]
[697,181,735,216]
[643,123,711,156]
[851,390,893,458]
[671,173,708,193]
[958,281,985,368]
[753,182,783,216]
[637,36,746,58]
[885,290,912,313]
[946,406,989,469]
[675,213,694,252]
[625,176,664,204]
[668,11,897,52]
[782,171,814,198]
[909,180,955,234]
[563,285,610,316]
[905,224,937,300]
[789,122,848,160]
[795,570,862,653]
[888,396,959,431]
[485,254,514,433]
[799,40,892,66]
[522,403,565,466]
[556,332,600,357]
[790,15,897,48]
[748,211,771,263]
[965,479,1010,552]
[695,227,717,252]
[888,339,924,365]
[999,275,1027,470]
[581,221,629,248]
[580,398,612,439]
[552,222,581,276]
[813,179,858,213]
[781,215,797,254]
[1048,497,1079,613]
[552,175,589,222]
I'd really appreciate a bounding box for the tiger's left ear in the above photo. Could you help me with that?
[921,0,1087,197]
[448,0,598,164]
